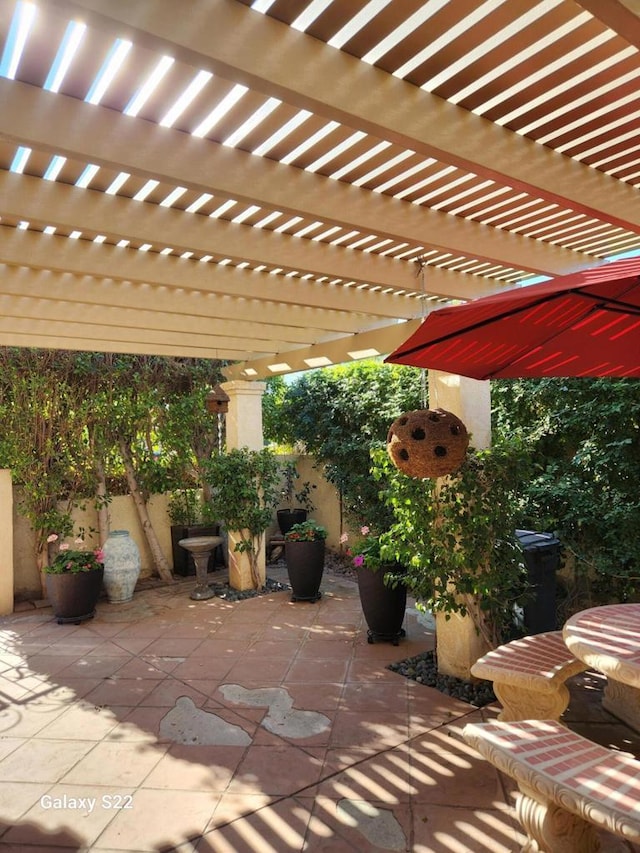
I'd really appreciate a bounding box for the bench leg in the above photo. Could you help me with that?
[516,788,601,853]
[493,683,570,723]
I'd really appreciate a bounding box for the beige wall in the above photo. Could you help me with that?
[11,455,341,604]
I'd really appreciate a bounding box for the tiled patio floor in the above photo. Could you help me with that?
[1,565,639,852]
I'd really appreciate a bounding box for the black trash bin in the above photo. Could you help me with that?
[516,529,562,634]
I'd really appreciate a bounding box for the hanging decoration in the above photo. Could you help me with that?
[205,384,230,414]
[387,408,469,479]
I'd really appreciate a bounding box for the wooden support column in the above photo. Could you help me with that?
[0,470,14,616]
[428,371,492,679]
[220,380,267,591]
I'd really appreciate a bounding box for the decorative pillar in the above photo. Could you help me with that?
[428,371,492,679]
[222,380,266,451]
[0,470,14,616]
[220,381,267,590]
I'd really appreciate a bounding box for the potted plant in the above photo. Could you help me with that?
[276,460,317,535]
[44,536,105,624]
[371,439,531,673]
[168,488,222,576]
[204,448,281,590]
[284,520,327,602]
[344,525,407,645]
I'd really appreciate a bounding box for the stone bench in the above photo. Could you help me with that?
[463,719,640,852]
[470,631,587,722]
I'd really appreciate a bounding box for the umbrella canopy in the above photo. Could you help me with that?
[386,258,640,379]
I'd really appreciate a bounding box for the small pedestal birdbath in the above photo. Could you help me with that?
[178,536,223,600]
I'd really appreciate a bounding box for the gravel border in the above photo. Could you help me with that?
[389,650,496,707]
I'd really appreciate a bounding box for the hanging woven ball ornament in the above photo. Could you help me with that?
[386,408,469,479]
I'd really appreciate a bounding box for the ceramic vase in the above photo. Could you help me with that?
[102,530,141,603]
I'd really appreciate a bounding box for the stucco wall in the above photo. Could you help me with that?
[10,456,342,603]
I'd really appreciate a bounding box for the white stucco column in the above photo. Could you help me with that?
[220,380,267,590]
[428,370,491,451]
[428,371,492,679]
[0,470,14,616]
[222,380,266,451]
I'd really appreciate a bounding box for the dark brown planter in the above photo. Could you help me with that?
[46,567,104,625]
[276,509,308,535]
[356,565,407,645]
[285,540,325,602]
[171,524,224,576]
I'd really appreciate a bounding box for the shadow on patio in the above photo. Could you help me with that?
[1,567,637,852]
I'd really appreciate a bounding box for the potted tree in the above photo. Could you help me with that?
[347,525,407,645]
[276,460,317,535]
[284,520,327,602]
[44,536,105,624]
[204,448,281,590]
[168,488,222,576]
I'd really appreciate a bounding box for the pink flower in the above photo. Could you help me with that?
[59,543,70,551]
[353,554,365,567]
[339,532,349,544]
[94,548,104,562]
[47,533,58,543]
[360,526,370,535]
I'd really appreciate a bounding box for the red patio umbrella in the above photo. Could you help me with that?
[385,257,640,379]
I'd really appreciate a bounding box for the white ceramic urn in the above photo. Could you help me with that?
[102,530,141,603]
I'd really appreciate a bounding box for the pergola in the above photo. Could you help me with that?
[1,0,639,383]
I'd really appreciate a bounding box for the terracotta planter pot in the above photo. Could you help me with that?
[285,540,325,602]
[356,565,407,645]
[46,567,104,625]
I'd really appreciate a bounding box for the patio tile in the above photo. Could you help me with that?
[3,572,638,852]
[226,744,325,795]
[0,780,51,823]
[301,794,411,852]
[35,703,120,741]
[101,705,167,744]
[284,682,345,712]
[170,656,235,681]
[140,637,205,658]
[339,682,409,713]
[204,796,313,853]
[3,784,123,847]
[142,743,247,792]
[328,710,409,749]
[189,637,254,657]
[206,792,275,830]
[0,699,68,738]
[60,740,168,787]
[0,738,95,782]
[92,788,219,851]
[55,655,129,680]
[224,656,293,683]
[137,679,213,708]
[410,802,526,852]
[285,657,350,684]
[82,678,160,707]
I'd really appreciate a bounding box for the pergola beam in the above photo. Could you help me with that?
[0,78,584,277]
[0,177,502,305]
[0,223,412,320]
[49,0,640,235]
[0,263,370,335]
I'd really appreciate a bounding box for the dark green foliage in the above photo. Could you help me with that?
[372,440,531,647]
[269,361,423,531]
[492,378,640,603]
